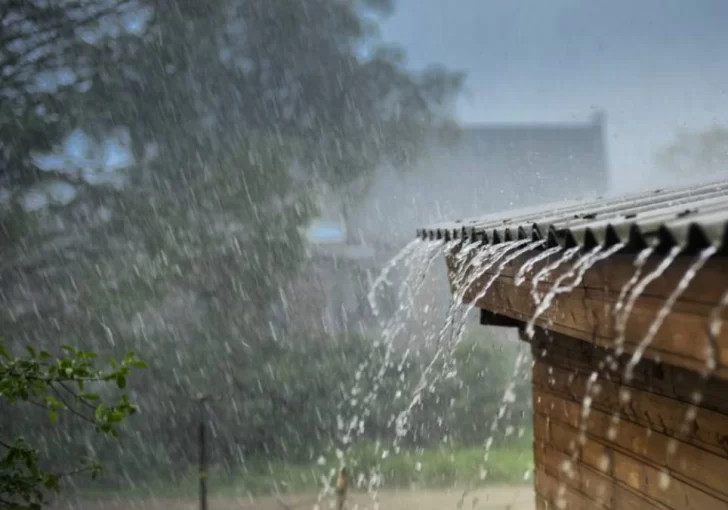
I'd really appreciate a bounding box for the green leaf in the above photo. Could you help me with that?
[49,410,58,425]
[116,373,127,389]
[82,393,100,401]
[95,403,108,423]
[0,340,10,361]
[26,345,37,358]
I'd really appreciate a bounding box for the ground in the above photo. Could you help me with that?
[53,486,534,509]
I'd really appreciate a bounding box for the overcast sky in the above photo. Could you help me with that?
[381,0,728,192]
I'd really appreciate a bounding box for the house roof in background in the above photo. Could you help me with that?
[417,179,728,253]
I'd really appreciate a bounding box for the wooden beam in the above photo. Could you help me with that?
[479,308,524,328]
[445,247,728,379]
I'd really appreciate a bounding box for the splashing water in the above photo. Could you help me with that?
[367,239,421,317]
[387,240,541,465]
[522,246,580,340]
[561,243,626,294]
[389,240,449,340]
[423,240,544,412]
[454,237,484,263]
[409,241,532,399]
[664,284,728,479]
[563,247,667,497]
[525,244,625,339]
[623,245,717,382]
[613,247,655,318]
[451,240,542,342]
[705,288,728,376]
[597,247,685,445]
[452,242,511,305]
[328,238,441,504]
[427,243,510,358]
[514,246,562,286]
[529,246,580,304]
[612,246,682,359]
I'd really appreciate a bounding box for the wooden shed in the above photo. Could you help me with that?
[417,180,728,510]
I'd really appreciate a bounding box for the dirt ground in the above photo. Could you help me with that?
[53,486,534,510]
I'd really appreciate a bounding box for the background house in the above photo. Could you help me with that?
[353,112,609,245]
[287,113,611,337]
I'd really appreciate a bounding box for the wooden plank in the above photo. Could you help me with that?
[611,448,728,510]
[465,271,728,378]
[448,248,728,307]
[535,439,614,507]
[534,437,674,510]
[536,403,668,510]
[446,246,728,379]
[530,330,728,417]
[537,408,722,510]
[534,360,728,462]
[533,386,728,507]
[535,466,612,510]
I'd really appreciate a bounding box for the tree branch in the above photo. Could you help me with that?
[49,384,95,425]
[58,381,95,410]
[0,0,137,88]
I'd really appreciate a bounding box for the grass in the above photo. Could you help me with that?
[77,439,533,500]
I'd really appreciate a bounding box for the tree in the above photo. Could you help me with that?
[0,340,144,508]
[1,0,464,488]
[0,0,145,190]
[655,125,728,181]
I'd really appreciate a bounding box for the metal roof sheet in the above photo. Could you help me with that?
[416,179,728,253]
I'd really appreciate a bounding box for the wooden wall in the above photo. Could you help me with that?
[530,328,728,510]
[447,248,728,379]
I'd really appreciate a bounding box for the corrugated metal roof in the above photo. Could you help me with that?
[417,179,728,253]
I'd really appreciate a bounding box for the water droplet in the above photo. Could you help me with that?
[658,471,671,490]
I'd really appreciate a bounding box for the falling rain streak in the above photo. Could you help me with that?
[356,226,726,506]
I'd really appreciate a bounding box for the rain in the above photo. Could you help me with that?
[1,1,727,510]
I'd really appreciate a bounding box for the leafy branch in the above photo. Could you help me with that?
[0,339,145,508]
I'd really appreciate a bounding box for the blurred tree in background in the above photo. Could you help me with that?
[0,0,531,499]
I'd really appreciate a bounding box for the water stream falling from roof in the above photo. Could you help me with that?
[514,246,563,286]
[623,245,717,382]
[450,240,538,343]
[612,246,682,360]
[524,243,625,339]
[613,247,655,319]
[351,218,726,506]
[407,241,530,404]
[367,238,420,318]
[418,240,544,437]
[567,247,656,444]
[529,246,581,307]
[323,239,438,506]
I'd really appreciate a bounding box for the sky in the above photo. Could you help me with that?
[380,0,728,192]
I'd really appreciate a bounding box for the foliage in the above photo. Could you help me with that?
[0,0,143,190]
[655,125,728,180]
[1,0,466,500]
[0,340,144,509]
